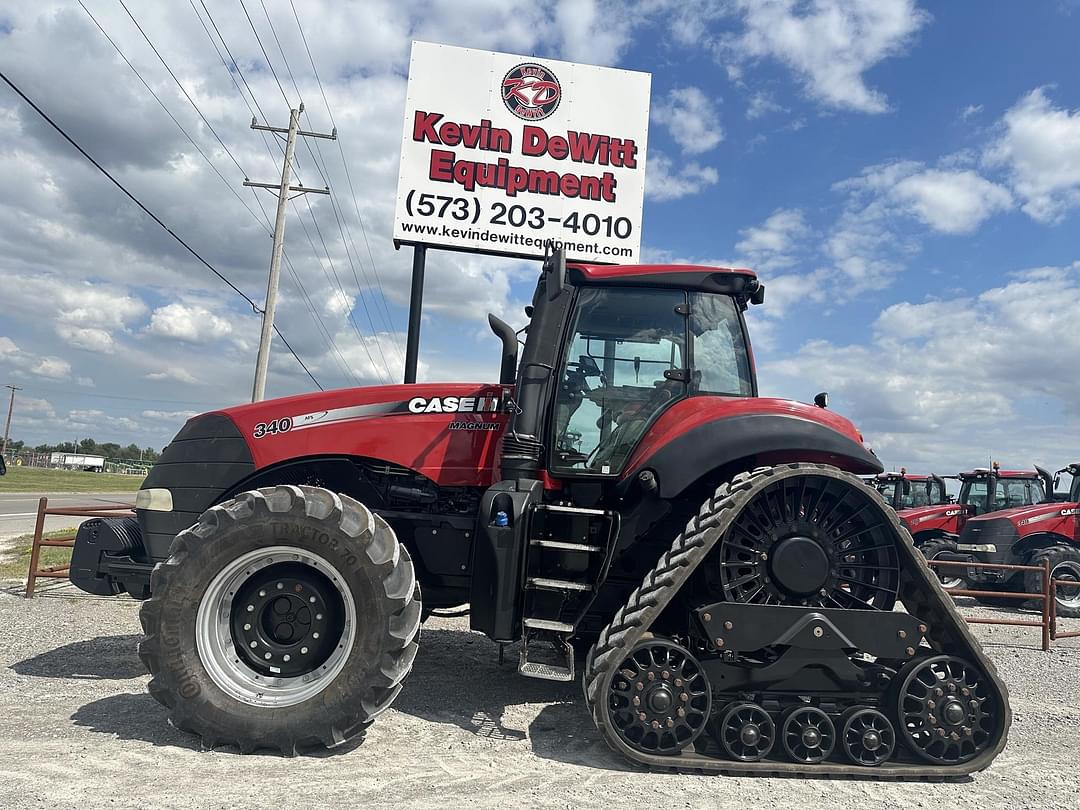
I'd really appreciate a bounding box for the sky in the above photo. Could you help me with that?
[0,0,1078,473]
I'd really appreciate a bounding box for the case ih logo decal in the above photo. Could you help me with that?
[407,395,520,414]
[502,63,561,121]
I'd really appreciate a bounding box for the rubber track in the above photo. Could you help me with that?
[583,463,1012,780]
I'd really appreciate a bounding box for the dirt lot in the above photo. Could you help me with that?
[1,586,1078,810]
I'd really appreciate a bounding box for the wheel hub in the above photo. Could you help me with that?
[740,723,761,746]
[647,685,674,713]
[862,729,881,751]
[230,562,344,679]
[771,535,831,596]
[801,727,821,747]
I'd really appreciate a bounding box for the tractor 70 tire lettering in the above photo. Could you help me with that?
[139,485,421,754]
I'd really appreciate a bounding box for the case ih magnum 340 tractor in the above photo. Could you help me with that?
[69,252,1009,776]
[888,467,1050,590]
[954,464,1080,617]
[869,470,948,514]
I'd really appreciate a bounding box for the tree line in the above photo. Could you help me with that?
[3,438,161,462]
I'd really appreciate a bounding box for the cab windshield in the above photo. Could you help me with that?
[900,479,944,509]
[551,286,752,474]
[959,476,1044,515]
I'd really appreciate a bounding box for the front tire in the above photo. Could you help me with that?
[919,538,965,590]
[138,485,421,754]
[1026,545,1080,619]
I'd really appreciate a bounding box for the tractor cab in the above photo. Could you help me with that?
[956,464,1048,516]
[871,469,947,511]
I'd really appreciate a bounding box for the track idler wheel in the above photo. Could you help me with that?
[604,638,711,755]
[896,655,996,764]
[781,706,836,764]
[716,702,775,762]
[840,708,895,766]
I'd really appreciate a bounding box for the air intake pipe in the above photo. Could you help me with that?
[487,314,518,385]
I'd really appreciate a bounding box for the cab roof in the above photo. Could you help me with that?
[960,468,1038,479]
[875,472,935,481]
[568,263,759,296]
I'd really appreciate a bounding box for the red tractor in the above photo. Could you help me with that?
[870,470,948,512]
[954,464,1080,617]
[896,466,1051,590]
[67,251,1008,776]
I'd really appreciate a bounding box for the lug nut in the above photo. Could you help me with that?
[674,678,683,687]
[813,627,824,638]
[918,624,928,634]
[243,623,251,631]
[715,638,725,648]
[937,728,946,738]
[898,630,907,639]
[666,718,675,728]
[309,596,316,603]
[964,728,973,736]
[651,721,659,730]
[703,612,712,622]
[647,671,655,681]
[677,708,686,718]
[301,646,308,654]
[906,647,915,656]
[633,697,641,707]
[662,671,670,680]
[724,621,734,630]
[928,715,937,725]
[927,699,936,708]
[680,693,689,702]
[313,632,320,639]
[283,655,291,662]
[247,605,254,613]
[277,583,284,590]
[264,653,271,660]
[639,712,647,722]
[935,688,944,697]
[249,641,257,649]
[259,590,266,597]
[315,613,323,621]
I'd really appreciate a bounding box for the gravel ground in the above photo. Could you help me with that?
[1,585,1078,810]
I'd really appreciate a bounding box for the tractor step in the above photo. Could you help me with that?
[523,618,575,633]
[518,632,575,682]
[529,539,603,552]
[527,577,592,592]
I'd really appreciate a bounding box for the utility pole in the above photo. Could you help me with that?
[2,385,20,458]
[244,103,335,402]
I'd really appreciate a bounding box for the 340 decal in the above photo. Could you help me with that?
[253,417,293,439]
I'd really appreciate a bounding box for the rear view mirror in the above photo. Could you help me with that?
[0,455,6,476]
[543,244,566,301]
[902,479,912,496]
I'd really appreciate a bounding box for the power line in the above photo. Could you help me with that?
[0,68,322,391]
[287,0,400,346]
[237,0,291,107]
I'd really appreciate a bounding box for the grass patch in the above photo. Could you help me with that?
[0,465,143,493]
[0,529,77,581]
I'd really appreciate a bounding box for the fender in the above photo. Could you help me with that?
[622,401,882,499]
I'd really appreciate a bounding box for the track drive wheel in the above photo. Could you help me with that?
[919,538,965,590]
[840,708,895,766]
[139,486,422,754]
[603,637,711,755]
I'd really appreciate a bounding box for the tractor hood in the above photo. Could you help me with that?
[897,504,967,525]
[217,382,513,487]
[966,501,1079,529]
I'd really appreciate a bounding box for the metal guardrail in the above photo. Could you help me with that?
[24,496,134,597]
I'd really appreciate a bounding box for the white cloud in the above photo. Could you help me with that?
[746,91,786,120]
[651,86,724,154]
[725,0,930,113]
[56,324,116,354]
[645,153,719,201]
[762,261,1080,469]
[141,409,199,422]
[145,368,199,385]
[735,208,810,269]
[148,303,233,343]
[890,169,1013,234]
[960,103,983,120]
[31,356,72,379]
[985,87,1080,223]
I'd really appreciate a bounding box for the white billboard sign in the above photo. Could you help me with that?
[393,42,651,263]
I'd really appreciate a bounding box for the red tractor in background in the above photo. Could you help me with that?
[896,465,1052,590]
[869,469,949,513]
[65,250,1009,776]
[955,464,1080,617]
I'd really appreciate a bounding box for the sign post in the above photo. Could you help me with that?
[393,42,651,381]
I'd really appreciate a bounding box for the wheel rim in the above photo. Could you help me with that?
[712,474,900,610]
[841,708,895,766]
[897,655,994,764]
[1052,562,1080,609]
[930,550,964,590]
[195,545,356,708]
[717,702,775,762]
[606,639,711,755]
[781,706,835,763]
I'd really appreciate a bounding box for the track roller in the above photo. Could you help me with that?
[604,638,711,755]
[840,708,895,766]
[716,702,775,762]
[781,706,836,764]
[896,655,996,765]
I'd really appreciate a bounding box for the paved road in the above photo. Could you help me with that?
[0,492,135,543]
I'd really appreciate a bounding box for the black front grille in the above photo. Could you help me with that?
[961,518,1019,551]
